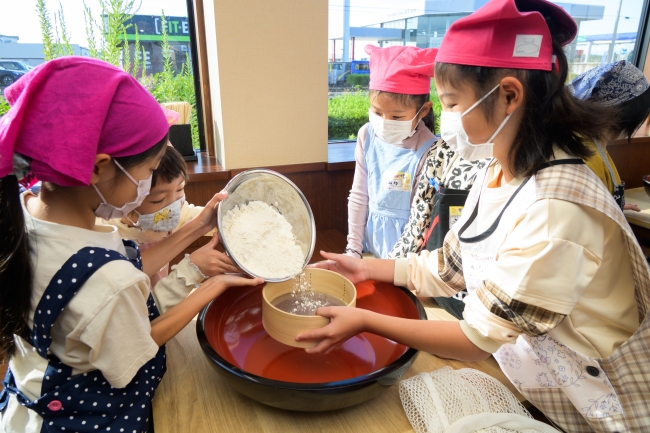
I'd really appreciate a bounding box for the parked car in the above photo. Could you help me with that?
[328,60,369,85]
[0,66,25,87]
[0,60,33,72]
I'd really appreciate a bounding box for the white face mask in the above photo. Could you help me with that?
[94,159,152,220]
[440,84,513,161]
[368,105,424,145]
[129,195,185,232]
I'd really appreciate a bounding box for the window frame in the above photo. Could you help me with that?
[634,0,650,69]
[186,0,208,153]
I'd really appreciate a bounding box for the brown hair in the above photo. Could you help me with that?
[435,21,617,178]
[369,90,436,134]
[152,146,188,188]
[615,87,650,141]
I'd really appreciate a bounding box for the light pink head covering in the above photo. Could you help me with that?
[365,45,438,95]
[161,106,180,125]
[0,56,169,186]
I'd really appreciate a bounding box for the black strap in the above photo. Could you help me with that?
[458,159,585,244]
[458,177,531,243]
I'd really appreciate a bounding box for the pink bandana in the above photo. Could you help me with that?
[0,56,169,186]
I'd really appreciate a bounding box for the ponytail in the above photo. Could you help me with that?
[0,176,32,363]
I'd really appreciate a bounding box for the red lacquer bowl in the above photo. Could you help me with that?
[196,280,426,411]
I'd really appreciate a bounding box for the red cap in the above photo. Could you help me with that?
[365,45,438,95]
[436,0,577,71]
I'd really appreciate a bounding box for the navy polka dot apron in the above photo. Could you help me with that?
[0,241,166,433]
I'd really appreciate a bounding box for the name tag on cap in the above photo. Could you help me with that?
[513,35,543,58]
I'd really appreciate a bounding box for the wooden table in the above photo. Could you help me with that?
[623,187,650,252]
[152,299,524,433]
[624,187,650,229]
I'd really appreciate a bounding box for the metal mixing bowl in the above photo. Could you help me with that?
[217,169,316,282]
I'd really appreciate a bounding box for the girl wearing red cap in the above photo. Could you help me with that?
[0,57,262,433]
[302,0,650,431]
[345,45,437,259]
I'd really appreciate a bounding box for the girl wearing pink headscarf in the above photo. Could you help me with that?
[0,57,262,433]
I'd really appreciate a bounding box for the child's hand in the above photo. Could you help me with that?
[296,306,366,354]
[204,273,264,293]
[194,191,227,234]
[190,233,242,276]
[624,203,641,212]
[200,273,263,301]
[309,251,367,284]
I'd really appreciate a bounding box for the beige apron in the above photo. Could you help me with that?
[451,160,650,432]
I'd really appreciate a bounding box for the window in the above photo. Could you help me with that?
[0,0,204,150]
[327,0,650,141]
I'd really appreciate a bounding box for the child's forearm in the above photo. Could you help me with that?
[140,218,206,277]
[149,278,224,346]
[362,258,396,283]
[360,309,490,362]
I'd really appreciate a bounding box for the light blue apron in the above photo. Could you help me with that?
[363,123,433,258]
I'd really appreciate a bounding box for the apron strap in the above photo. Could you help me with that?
[30,241,141,359]
[122,239,143,271]
[458,159,585,244]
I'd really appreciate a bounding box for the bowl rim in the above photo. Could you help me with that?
[196,283,428,390]
[216,169,317,283]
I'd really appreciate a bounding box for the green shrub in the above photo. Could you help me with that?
[328,92,369,140]
[0,97,9,117]
[38,2,201,149]
[327,85,443,140]
[431,82,442,133]
[147,13,200,149]
[346,74,370,87]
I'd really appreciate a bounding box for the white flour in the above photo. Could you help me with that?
[272,273,346,315]
[222,200,304,278]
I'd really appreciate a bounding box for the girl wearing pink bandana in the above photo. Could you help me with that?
[0,57,261,433]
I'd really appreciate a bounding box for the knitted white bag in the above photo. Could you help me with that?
[399,367,560,433]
